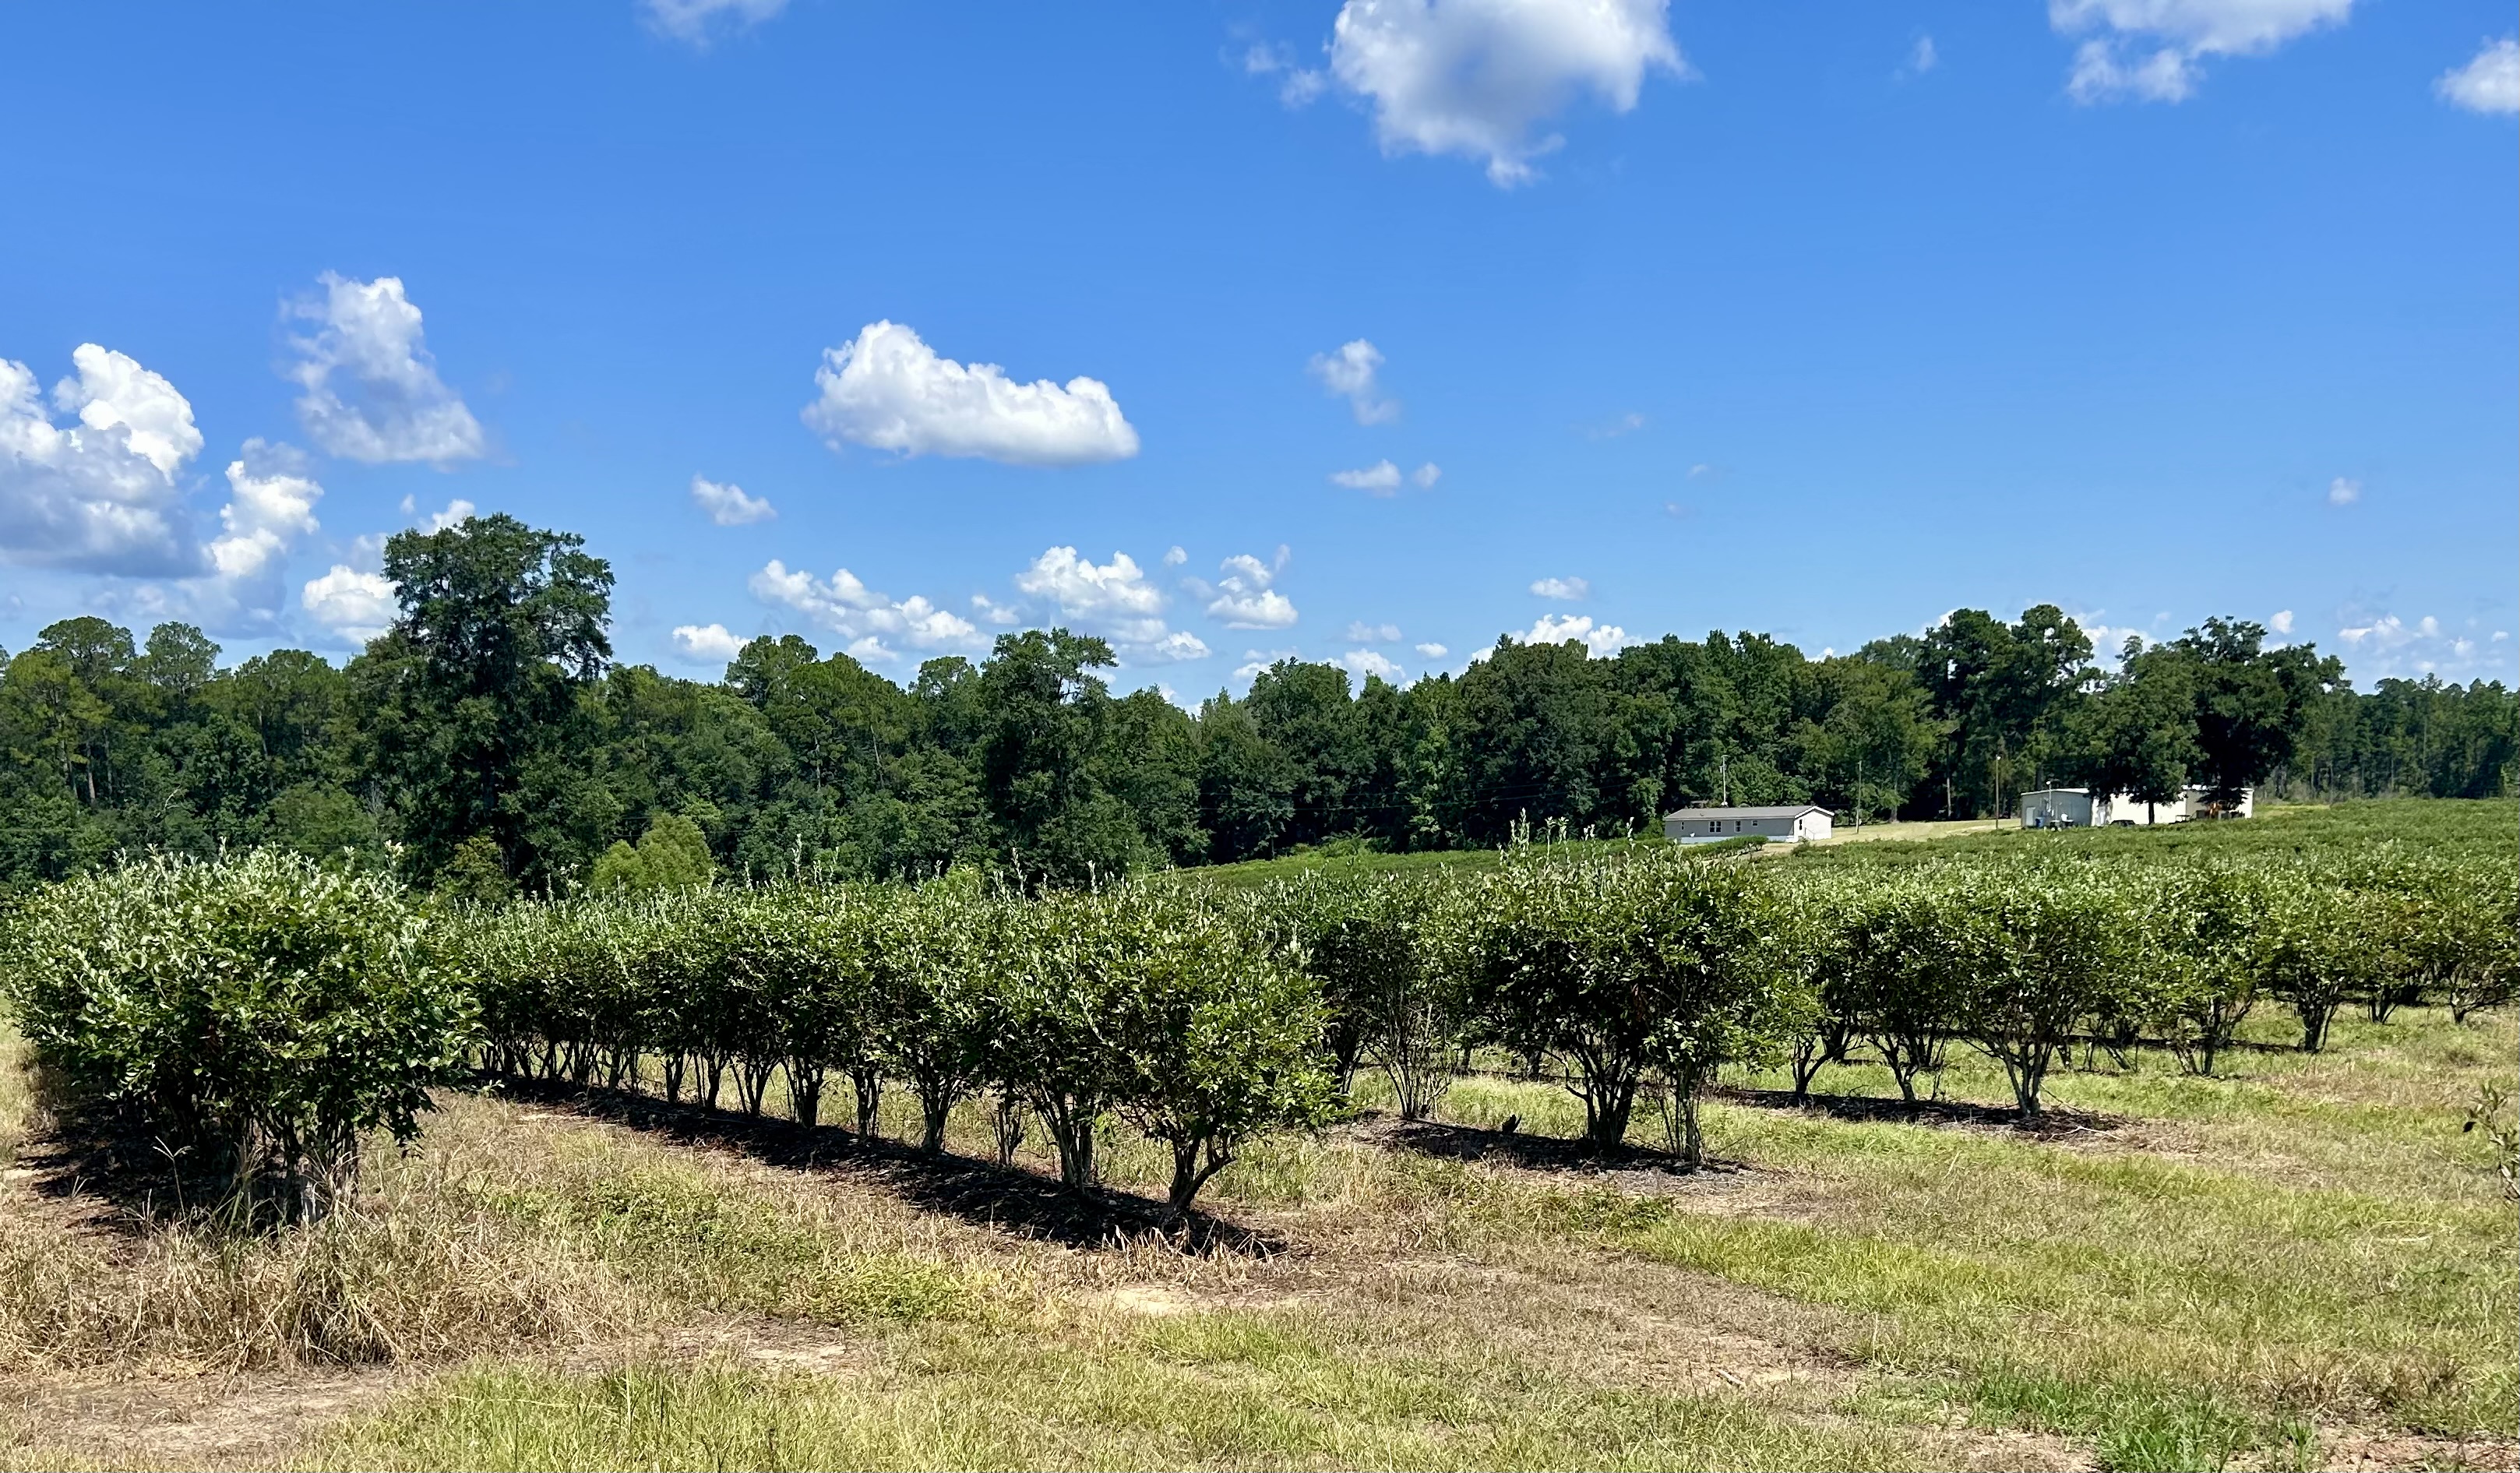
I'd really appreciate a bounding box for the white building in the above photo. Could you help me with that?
[2018,785,2253,828]
[1664,805,1834,844]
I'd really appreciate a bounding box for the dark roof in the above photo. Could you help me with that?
[1664,805,1831,820]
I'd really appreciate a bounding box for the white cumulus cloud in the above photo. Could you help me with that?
[641,0,787,45]
[1415,641,1450,658]
[749,559,984,664]
[2050,0,2354,104]
[802,320,1139,467]
[2335,611,2502,680]
[301,564,397,646]
[1339,648,1405,682]
[421,498,477,533]
[1521,611,1631,656]
[286,273,485,465]
[1530,575,1590,601]
[1309,339,1399,424]
[690,474,775,526]
[1203,551,1299,629]
[671,622,750,663]
[0,344,202,574]
[1411,461,1441,488]
[2327,476,2360,506]
[1330,0,1683,185]
[1348,621,1401,643]
[206,441,322,585]
[2268,609,2294,636]
[2438,37,2520,114]
[1330,459,1403,492]
[1233,647,1300,682]
[1013,545,1210,663]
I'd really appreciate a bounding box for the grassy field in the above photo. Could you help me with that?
[1,800,2512,1471]
[1188,798,2514,888]
[2,1000,2513,1469]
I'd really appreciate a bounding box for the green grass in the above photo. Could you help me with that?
[460,1125,1015,1329]
[1175,831,1672,890]
[1785,796,2517,869]
[6,935,2515,1468]
[1175,798,2516,890]
[317,1316,1932,1472]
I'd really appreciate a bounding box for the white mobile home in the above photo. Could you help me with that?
[2019,785,2254,828]
[1664,805,1833,844]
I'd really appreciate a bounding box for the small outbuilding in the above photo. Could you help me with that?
[1663,804,1833,844]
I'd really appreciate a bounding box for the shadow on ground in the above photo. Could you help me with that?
[1359,1113,1748,1178]
[487,1073,1290,1258]
[16,1106,253,1235]
[1714,1084,2125,1137]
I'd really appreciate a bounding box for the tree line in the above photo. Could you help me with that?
[2,513,2511,893]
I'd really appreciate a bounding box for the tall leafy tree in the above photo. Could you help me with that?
[2163,618,2343,806]
[354,513,615,884]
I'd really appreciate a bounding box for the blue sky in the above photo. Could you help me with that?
[2,1,2512,696]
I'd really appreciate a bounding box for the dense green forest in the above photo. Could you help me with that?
[2,514,2511,893]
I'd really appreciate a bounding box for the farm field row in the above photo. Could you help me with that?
[2,999,2512,1471]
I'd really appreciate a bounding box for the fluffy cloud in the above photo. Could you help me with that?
[1521,611,1630,655]
[802,321,1140,467]
[1329,0,1683,185]
[2439,38,2520,114]
[2335,611,2507,680]
[1233,647,1300,682]
[206,441,322,585]
[1202,551,1299,629]
[1339,648,1405,682]
[2327,476,2361,506]
[0,344,202,574]
[286,274,486,464]
[1243,41,1329,106]
[2049,0,2354,104]
[749,559,984,664]
[422,498,477,533]
[1415,641,1449,658]
[1308,339,1398,425]
[2268,609,2294,636]
[641,0,787,45]
[1530,575,1590,600]
[690,474,775,526]
[671,622,750,663]
[301,564,397,646]
[1013,546,1211,662]
[1348,621,1401,643]
[1328,458,1439,494]
[1330,460,1402,492]
[1163,545,1188,566]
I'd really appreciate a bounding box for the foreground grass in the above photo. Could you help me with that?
[2,996,2512,1468]
[319,1318,1926,1473]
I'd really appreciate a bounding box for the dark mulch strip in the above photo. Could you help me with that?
[485,1073,1288,1258]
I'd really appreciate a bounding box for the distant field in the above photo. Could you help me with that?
[1789,796,2517,868]
[1185,797,2516,886]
